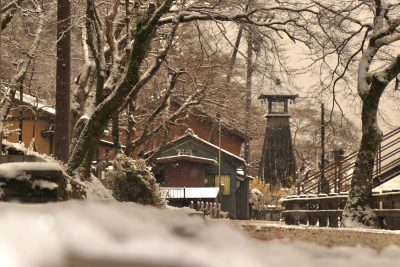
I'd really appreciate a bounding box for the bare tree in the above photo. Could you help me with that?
[1,0,25,31]
[66,0,320,178]
[310,0,400,227]
[0,0,45,148]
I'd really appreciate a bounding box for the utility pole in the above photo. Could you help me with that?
[244,29,253,177]
[320,102,329,194]
[54,0,71,162]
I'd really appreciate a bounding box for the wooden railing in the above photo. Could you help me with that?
[281,191,400,230]
[297,127,400,194]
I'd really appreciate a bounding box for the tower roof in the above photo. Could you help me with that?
[258,79,298,100]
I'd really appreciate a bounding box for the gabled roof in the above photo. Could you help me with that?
[14,91,56,117]
[258,79,298,100]
[156,155,218,166]
[170,97,246,141]
[160,129,245,167]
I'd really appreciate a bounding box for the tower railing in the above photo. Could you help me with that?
[297,127,400,194]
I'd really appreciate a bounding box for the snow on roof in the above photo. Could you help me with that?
[0,162,62,181]
[156,155,218,166]
[259,79,298,99]
[99,139,126,148]
[14,91,56,115]
[166,129,245,164]
[163,187,220,199]
[374,175,400,192]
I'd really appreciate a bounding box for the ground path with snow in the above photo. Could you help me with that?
[2,201,400,267]
[232,220,400,250]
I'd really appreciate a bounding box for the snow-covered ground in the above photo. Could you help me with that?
[1,201,400,267]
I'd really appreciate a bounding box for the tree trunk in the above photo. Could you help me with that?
[67,0,175,177]
[342,83,384,228]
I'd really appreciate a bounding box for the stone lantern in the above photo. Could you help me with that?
[258,79,298,188]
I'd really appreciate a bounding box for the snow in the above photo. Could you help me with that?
[169,129,245,164]
[31,180,59,190]
[14,91,56,115]
[375,175,400,192]
[83,174,115,201]
[1,201,400,267]
[163,187,220,199]
[0,162,62,181]
[2,140,64,166]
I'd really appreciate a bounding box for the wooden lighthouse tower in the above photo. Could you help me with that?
[258,79,298,188]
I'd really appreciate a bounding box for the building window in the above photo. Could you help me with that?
[271,101,285,113]
[215,175,230,195]
[178,149,192,156]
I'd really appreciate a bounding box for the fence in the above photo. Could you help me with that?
[251,208,283,221]
[281,191,400,230]
[190,200,226,219]
[297,127,400,194]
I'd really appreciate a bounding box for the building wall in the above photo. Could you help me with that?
[5,119,53,155]
[163,161,207,187]
[138,115,244,157]
[236,179,250,220]
[159,140,245,219]
[4,108,117,161]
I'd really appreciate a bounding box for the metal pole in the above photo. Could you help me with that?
[218,116,222,178]
[18,84,23,143]
[54,0,71,162]
[320,102,328,194]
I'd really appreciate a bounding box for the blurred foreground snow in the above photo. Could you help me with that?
[1,201,400,267]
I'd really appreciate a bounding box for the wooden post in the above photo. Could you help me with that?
[327,195,339,227]
[18,84,23,143]
[55,0,71,162]
[318,194,328,227]
[338,160,343,193]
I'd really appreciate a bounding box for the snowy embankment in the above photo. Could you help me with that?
[1,201,400,267]
[235,220,400,250]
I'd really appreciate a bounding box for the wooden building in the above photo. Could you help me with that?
[153,129,250,219]
[4,93,246,161]
[258,80,298,188]
[138,99,246,157]
[3,93,115,160]
[3,93,250,218]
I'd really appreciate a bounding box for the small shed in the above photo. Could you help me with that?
[153,129,250,219]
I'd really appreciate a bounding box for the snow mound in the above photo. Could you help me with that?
[83,174,115,201]
[1,201,400,267]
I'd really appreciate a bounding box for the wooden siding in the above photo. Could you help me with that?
[163,161,207,187]
[259,115,296,187]
[5,120,53,155]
